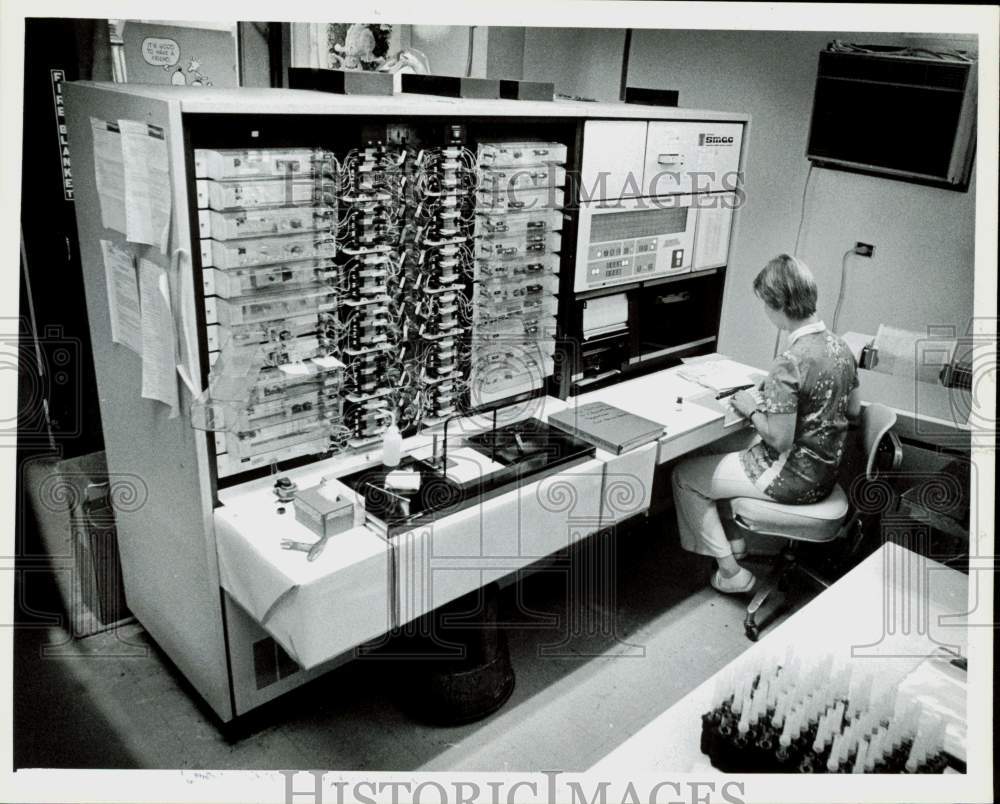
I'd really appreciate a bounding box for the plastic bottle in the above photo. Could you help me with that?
[382,414,402,468]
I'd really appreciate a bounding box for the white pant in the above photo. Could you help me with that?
[671,450,774,559]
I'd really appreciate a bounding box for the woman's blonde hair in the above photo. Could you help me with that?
[753,254,818,321]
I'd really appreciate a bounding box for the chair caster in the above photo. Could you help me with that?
[744,584,786,642]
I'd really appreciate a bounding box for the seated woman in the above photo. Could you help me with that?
[672,254,861,593]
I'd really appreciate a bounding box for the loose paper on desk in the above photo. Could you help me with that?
[873,324,956,385]
[90,118,126,234]
[119,120,171,253]
[99,239,142,354]
[138,258,179,417]
[677,357,764,393]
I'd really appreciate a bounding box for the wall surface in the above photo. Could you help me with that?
[797,166,976,339]
[576,28,978,367]
[486,27,525,81]
[237,21,271,87]
[523,27,625,101]
[410,25,488,77]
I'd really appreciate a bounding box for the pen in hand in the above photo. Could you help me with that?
[716,383,755,400]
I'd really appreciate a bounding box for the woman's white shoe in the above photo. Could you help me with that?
[711,567,757,594]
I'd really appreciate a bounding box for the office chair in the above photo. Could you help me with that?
[721,403,902,641]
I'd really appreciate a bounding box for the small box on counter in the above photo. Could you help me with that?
[499,79,555,101]
[289,67,395,96]
[401,73,501,99]
[293,487,357,538]
[624,86,680,107]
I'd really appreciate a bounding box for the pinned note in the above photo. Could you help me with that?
[138,258,179,416]
[90,118,126,234]
[99,240,142,354]
[119,120,172,253]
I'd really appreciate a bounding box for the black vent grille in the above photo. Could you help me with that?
[819,52,970,91]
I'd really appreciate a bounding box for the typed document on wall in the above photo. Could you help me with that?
[90,118,126,234]
[99,239,142,354]
[119,120,172,253]
[138,258,179,416]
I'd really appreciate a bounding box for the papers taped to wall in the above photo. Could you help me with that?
[89,117,172,252]
[138,258,179,416]
[99,239,142,354]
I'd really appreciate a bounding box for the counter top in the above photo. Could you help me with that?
[590,541,969,774]
[66,80,751,122]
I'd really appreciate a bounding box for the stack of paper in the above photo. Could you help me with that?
[677,358,764,393]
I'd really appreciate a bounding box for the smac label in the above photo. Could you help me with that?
[699,134,735,146]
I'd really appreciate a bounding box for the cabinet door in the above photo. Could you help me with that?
[643,121,743,195]
[581,120,648,201]
[64,82,229,720]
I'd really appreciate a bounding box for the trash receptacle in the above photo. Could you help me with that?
[396,582,515,726]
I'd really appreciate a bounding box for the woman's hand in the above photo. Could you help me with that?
[730,390,758,419]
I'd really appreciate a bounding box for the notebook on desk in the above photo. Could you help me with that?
[548,402,665,455]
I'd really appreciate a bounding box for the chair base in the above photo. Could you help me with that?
[743,548,832,641]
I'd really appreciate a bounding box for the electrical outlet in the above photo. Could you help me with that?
[855,242,875,258]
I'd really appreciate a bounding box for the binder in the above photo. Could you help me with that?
[548,401,665,455]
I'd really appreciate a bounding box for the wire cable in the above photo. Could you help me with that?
[793,162,814,257]
[773,163,816,360]
[465,26,476,77]
[831,247,857,334]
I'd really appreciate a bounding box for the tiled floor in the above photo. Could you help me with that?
[15,514,810,772]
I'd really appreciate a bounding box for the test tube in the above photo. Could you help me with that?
[853,737,869,773]
[869,727,888,770]
[827,734,842,772]
[812,714,829,754]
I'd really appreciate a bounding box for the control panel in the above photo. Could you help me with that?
[575,120,743,292]
[575,192,736,291]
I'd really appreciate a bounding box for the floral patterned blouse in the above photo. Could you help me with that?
[740,321,860,504]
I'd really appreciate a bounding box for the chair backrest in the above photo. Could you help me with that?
[861,403,898,480]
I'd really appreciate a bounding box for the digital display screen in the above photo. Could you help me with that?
[590,206,689,243]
